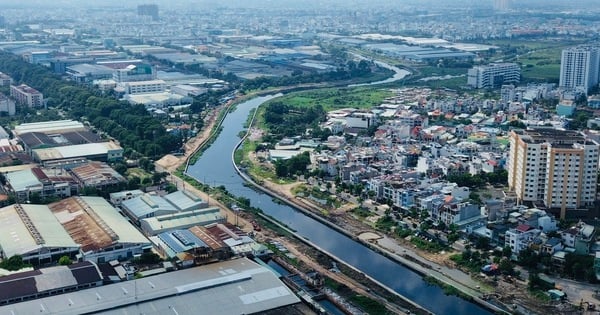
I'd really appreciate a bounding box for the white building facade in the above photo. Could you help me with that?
[559,46,600,94]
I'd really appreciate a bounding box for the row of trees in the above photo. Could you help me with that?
[0,52,180,159]
[446,169,508,189]
[241,60,379,92]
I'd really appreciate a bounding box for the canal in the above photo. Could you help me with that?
[187,95,493,315]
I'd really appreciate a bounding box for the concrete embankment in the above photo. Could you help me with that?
[228,113,508,315]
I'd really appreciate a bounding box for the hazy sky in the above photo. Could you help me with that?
[0,0,597,10]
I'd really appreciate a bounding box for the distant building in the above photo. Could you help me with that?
[555,100,576,117]
[137,4,159,21]
[493,0,510,12]
[588,95,600,109]
[68,161,126,191]
[120,80,166,94]
[508,128,599,219]
[13,120,86,137]
[0,72,12,86]
[501,84,516,105]
[113,64,156,83]
[10,84,44,108]
[467,63,520,89]
[5,167,77,201]
[109,189,144,205]
[505,224,541,255]
[31,142,123,163]
[139,207,225,236]
[560,46,600,94]
[120,190,208,224]
[0,93,15,116]
[66,63,114,83]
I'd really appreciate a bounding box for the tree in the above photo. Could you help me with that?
[0,255,26,271]
[58,256,72,265]
[502,246,512,258]
[518,247,540,270]
[498,258,515,275]
[135,252,161,264]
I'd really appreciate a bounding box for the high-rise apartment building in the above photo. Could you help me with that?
[10,84,44,108]
[508,128,599,219]
[137,4,159,21]
[493,0,511,12]
[559,46,600,94]
[467,63,520,89]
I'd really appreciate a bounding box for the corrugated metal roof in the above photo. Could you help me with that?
[0,204,78,258]
[13,120,85,136]
[163,190,207,211]
[49,197,149,252]
[0,258,299,315]
[141,208,225,236]
[33,142,122,161]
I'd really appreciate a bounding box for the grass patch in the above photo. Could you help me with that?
[351,207,371,218]
[349,295,390,315]
[410,236,446,253]
[265,87,393,112]
[127,168,151,180]
[375,215,396,232]
[529,289,551,303]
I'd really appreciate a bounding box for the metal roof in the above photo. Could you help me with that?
[155,229,208,257]
[121,193,177,220]
[0,261,102,302]
[5,169,41,192]
[0,204,78,258]
[163,190,207,211]
[140,207,225,236]
[0,258,300,315]
[49,197,149,252]
[13,120,86,136]
[32,142,122,161]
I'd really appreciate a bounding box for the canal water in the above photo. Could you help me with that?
[187,95,493,315]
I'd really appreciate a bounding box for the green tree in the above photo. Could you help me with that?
[58,256,72,265]
[0,255,26,271]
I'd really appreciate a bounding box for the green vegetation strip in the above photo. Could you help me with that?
[423,276,474,302]
[349,295,391,315]
[264,86,393,111]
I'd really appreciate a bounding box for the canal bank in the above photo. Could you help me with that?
[229,100,509,315]
[186,94,497,315]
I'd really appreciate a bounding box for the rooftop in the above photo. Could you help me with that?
[69,161,125,187]
[0,204,78,258]
[0,261,102,303]
[141,207,225,235]
[13,120,85,136]
[49,196,149,252]
[32,142,122,161]
[0,258,299,315]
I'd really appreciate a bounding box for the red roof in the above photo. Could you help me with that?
[516,224,532,232]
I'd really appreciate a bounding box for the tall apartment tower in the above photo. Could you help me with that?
[559,46,600,94]
[493,0,510,12]
[137,4,159,21]
[508,128,599,219]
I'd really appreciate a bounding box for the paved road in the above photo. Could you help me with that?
[376,236,484,297]
[544,274,600,306]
